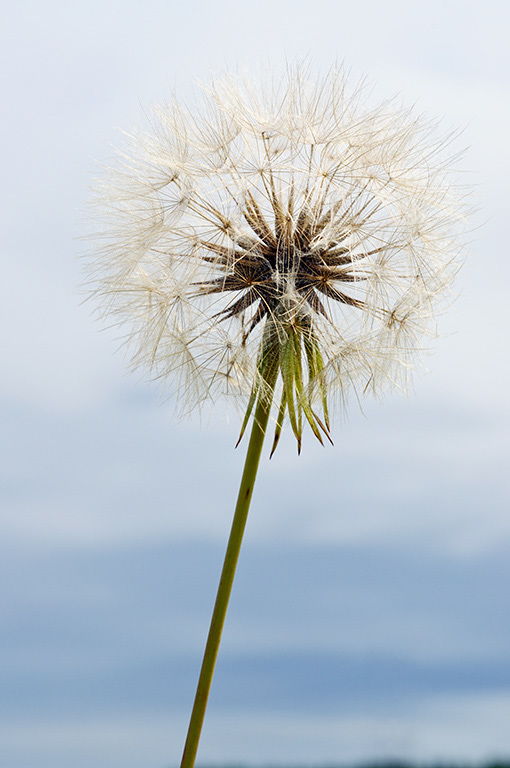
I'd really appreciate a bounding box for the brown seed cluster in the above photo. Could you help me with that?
[194,187,378,343]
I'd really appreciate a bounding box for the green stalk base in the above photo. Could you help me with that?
[179,393,273,768]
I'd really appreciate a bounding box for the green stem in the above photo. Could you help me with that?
[179,388,274,768]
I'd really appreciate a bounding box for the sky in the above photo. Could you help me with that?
[1,1,510,767]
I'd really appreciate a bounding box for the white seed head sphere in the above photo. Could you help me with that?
[86,66,466,442]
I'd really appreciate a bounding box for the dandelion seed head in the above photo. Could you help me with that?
[85,65,467,445]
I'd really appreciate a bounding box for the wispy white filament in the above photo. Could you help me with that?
[86,65,467,420]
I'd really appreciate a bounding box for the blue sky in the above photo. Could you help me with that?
[2,1,510,767]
